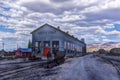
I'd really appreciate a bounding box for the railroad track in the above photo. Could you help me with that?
[0,60,46,73]
[0,61,46,80]
[0,60,43,65]
[0,57,65,80]
[98,55,120,76]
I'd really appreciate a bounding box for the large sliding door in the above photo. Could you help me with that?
[43,41,50,57]
[52,41,59,54]
[34,41,41,55]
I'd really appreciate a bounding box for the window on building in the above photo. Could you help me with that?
[79,47,82,52]
[73,44,75,51]
[35,42,38,47]
[52,41,59,49]
[38,41,41,48]
[44,41,50,47]
[67,42,69,49]
[64,41,67,49]
[38,41,41,53]
[52,41,59,54]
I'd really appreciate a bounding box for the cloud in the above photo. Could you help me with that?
[103,24,115,29]
[1,0,120,50]
[54,14,86,22]
[50,0,71,3]
[19,0,60,14]
[102,38,112,42]
[105,30,120,36]
[84,8,120,22]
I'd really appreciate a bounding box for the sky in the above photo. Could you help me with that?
[0,0,120,51]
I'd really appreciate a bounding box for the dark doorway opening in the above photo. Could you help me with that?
[52,41,59,58]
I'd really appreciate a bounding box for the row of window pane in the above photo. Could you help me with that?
[35,41,59,48]
[64,41,82,52]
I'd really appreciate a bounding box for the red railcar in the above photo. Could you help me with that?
[15,48,32,58]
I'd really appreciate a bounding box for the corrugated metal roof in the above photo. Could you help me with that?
[18,48,32,52]
[31,23,86,45]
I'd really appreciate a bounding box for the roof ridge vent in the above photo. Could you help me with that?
[66,31,69,34]
[57,26,60,29]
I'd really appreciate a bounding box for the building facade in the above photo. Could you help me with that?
[15,48,32,58]
[31,24,86,58]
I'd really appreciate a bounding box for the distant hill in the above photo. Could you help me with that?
[87,42,120,52]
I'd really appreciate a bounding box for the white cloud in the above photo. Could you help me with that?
[102,38,112,42]
[73,0,99,6]
[105,30,120,36]
[1,0,120,50]
[103,24,115,29]
[54,14,86,22]
[101,36,106,38]
[81,0,120,13]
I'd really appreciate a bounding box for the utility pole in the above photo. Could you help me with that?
[17,43,18,49]
[2,42,4,50]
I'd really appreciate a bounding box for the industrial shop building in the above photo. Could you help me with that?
[31,24,86,58]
